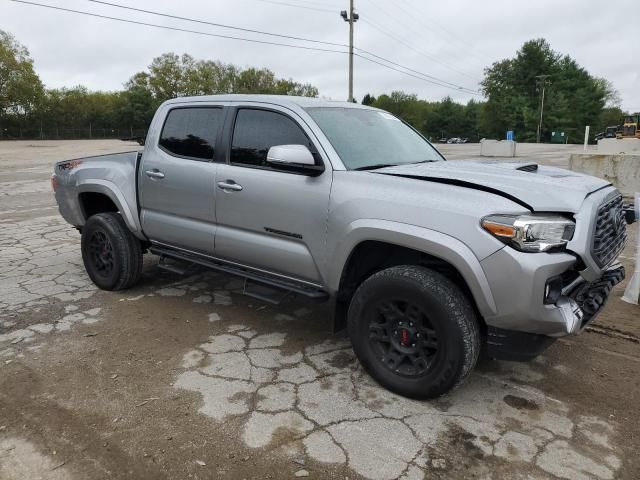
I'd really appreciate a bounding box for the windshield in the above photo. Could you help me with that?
[305,107,443,170]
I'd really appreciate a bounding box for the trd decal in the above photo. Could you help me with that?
[57,160,83,171]
[264,227,303,240]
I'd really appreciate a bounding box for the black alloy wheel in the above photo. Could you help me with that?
[348,265,480,399]
[369,299,440,377]
[87,230,115,277]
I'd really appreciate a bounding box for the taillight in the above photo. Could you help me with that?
[51,175,59,192]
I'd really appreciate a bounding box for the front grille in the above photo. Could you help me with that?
[592,194,626,267]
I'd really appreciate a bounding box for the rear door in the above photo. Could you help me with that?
[214,105,332,284]
[139,104,225,254]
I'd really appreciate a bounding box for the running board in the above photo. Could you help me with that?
[242,279,292,305]
[150,246,329,301]
[158,255,189,275]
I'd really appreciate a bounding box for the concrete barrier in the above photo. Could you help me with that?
[597,138,640,154]
[480,139,517,157]
[622,194,640,305]
[569,153,640,198]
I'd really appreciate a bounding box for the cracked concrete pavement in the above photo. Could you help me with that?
[1,140,639,480]
[174,323,623,480]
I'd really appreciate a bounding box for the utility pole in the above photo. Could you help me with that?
[536,74,551,143]
[340,2,359,102]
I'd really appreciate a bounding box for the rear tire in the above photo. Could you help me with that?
[347,265,480,399]
[81,212,142,291]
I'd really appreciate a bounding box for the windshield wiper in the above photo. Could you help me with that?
[353,163,398,171]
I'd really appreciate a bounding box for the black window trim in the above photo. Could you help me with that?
[157,105,226,162]
[226,105,326,175]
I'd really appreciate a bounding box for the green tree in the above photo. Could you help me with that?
[116,84,156,130]
[369,92,481,141]
[0,33,320,138]
[361,93,376,106]
[127,52,318,102]
[0,30,43,134]
[481,39,615,142]
[373,91,425,126]
[422,96,466,140]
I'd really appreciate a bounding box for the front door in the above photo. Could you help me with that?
[215,106,332,284]
[139,105,225,254]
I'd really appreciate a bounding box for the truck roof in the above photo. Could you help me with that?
[162,94,374,110]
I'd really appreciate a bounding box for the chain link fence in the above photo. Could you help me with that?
[0,126,147,141]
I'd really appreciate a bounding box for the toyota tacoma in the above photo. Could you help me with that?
[52,95,628,398]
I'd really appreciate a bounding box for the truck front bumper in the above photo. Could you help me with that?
[480,247,625,339]
[484,263,625,361]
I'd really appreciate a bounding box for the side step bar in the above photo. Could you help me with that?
[158,255,189,275]
[150,245,329,301]
[242,279,292,305]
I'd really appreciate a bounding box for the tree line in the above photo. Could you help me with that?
[0,30,317,139]
[363,39,626,142]
[0,30,628,142]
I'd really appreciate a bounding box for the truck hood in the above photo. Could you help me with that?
[374,159,610,212]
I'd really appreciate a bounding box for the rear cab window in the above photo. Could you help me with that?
[159,107,223,161]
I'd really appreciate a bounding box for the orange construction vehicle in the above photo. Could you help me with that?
[617,113,640,139]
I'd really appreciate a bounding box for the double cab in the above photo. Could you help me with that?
[52,95,628,398]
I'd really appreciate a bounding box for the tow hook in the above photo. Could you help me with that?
[624,203,636,225]
[554,297,584,335]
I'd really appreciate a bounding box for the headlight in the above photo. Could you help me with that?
[481,214,575,252]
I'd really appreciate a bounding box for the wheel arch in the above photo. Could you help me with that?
[329,220,497,330]
[76,181,143,238]
[78,191,118,218]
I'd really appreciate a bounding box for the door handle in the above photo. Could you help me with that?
[145,169,165,179]
[217,180,243,192]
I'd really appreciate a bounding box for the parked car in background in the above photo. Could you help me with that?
[595,126,619,142]
[446,137,469,144]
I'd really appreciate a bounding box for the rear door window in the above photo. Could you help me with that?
[159,107,223,160]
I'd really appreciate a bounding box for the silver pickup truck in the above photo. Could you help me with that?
[52,94,628,398]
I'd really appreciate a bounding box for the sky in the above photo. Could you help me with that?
[2,0,639,111]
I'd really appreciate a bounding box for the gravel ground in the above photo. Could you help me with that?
[0,140,638,480]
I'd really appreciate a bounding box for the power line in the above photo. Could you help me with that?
[360,18,479,83]
[356,44,480,93]
[363,0,489,67]
[83,0,346,48]
[92,0,478,85]
[402,0,494,62]
[364,0,448,52]
[355,53,481,95]
[276,0,342,9]
[7,0,348,54]
[7,0,481,96]
[248,0,335,13]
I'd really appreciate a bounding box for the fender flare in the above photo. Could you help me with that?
[328,219,498,317]
[77,180,144,239]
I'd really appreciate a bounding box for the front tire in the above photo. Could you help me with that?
[347,265,480,399]
[81,212,142,291]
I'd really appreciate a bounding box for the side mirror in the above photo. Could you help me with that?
[266,145,324,176]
